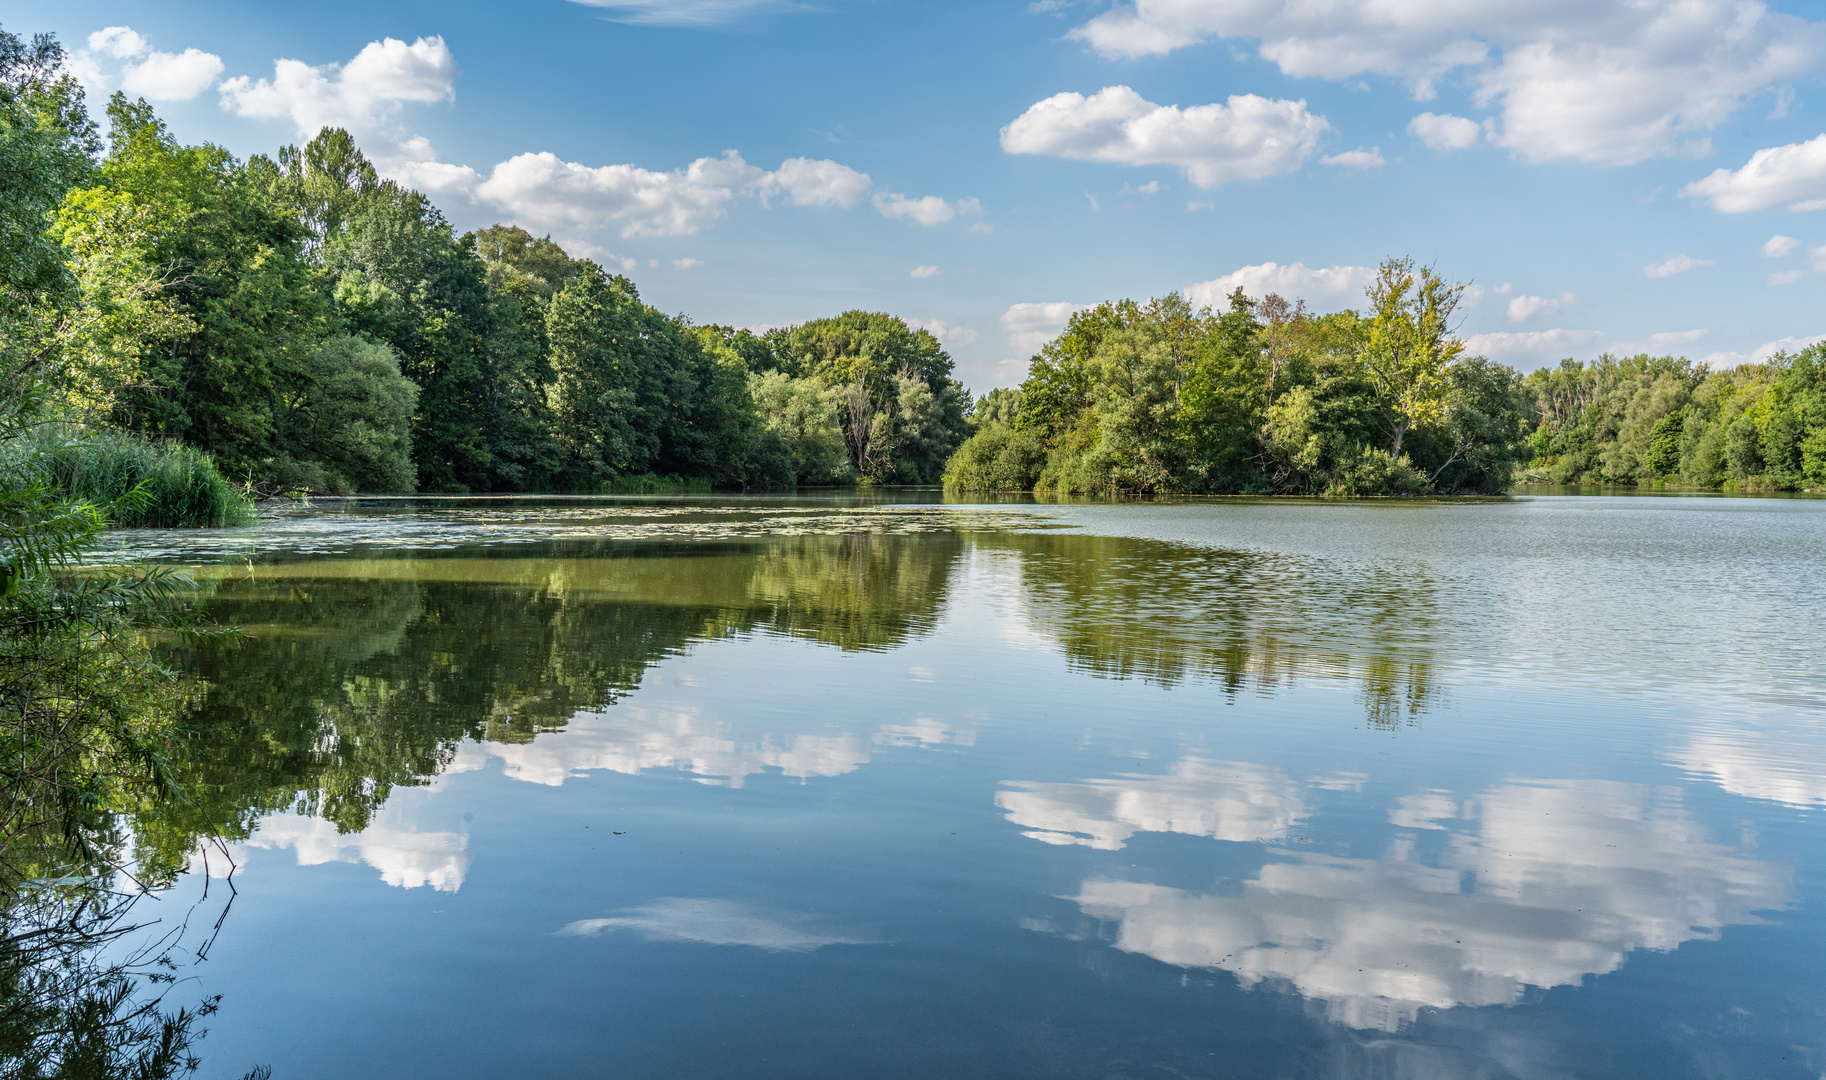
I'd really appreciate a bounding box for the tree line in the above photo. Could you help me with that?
[13,42,969,497]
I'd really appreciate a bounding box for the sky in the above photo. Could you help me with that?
[11,0,1826,391]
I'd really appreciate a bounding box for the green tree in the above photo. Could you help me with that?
[1358,257,1465,459]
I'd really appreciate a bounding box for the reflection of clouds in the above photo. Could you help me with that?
[560,898,873,951]
[247,812,469,892]
[997,759,1306,851]
[874,717,976,748]
[479,705,871,788]
[1673,728,1826,809]
[1053,779,1789,1031]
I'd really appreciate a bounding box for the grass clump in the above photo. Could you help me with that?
[4,427,253,528]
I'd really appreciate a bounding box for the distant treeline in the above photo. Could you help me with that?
[949,276,1826,497]
[10,26,1823,502]
[1518,352,1826,491]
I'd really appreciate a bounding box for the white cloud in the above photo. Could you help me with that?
[1068,0,1826,167]
[1001,300,1091,356]
[1185,260,1374,309]
[1319,146,1384,168]
[1681,134,1826,213]
[1186,200,1214,211]
[1699,333,1826,367]
[1762,234,1800,258]
[998,758,1306,851]
[561,899,874,950]
[1810,245,1826,273]
[220,36,458,138]
[1057,778,1788,1032]
[1407,111,1481,150]
[874,192,958,226]
[438,149,869,239]
[1643,253,1714,278]
[1461,328,1605,365]
[1612,328,1708,353]
[764,157,873,207]
[88,26,148,59]
[967,221,995,234]
[121,48,225,100]
[672,257,703,269]
[247,810,469,892]
[1123,179,1169,194]
[478,704,871,788]
[1768,269,1805,286]
[1505,291,1577,322]
[564,0,797,26]
[73,27,222,102]
[1000,85,1329,188]
[1674,725,1826,809]
[909,264,941,279]
[906,318,977,348]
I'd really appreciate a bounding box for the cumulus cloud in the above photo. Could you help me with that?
[1768,269,1805,286]
[561,898,874,950]
[1763,234,1800,258]
[220,36,458,139]
[1407,111,1480,150]
[672,257,703,269]
[476,704,872,788]
[998,758,1307,851]
[1643,253,1714,278]
[416,149,873,239]
[1319,146,1384,168]
[909,264,941,279]
[1055,778,1788,1031]
[1698,333,1826,367]
[1460,328,1605,365]
[1682,134,1826,213]
[73,26,223,102]
[1505,291,1577,322]
[1184,261,1375,309]
[1000,85,1329,188]
[1067,0,1826,167]
[874,193,961,226]
[906,319,978,350]
[1001,301,1091,356]
[247,810,469,892]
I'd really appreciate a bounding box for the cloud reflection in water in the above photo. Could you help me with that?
[561,899,874,951]
[1025,776,1789,1030]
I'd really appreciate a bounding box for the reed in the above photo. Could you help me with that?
[5,426,254,528]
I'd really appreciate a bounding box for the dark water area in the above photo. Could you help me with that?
[98,494,1826,1078]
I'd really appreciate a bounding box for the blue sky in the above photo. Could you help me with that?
[12,0,1826,391]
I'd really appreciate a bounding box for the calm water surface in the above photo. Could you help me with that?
[105,493,1826,1078]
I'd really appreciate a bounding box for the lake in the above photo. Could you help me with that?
[105,492,1826,1078]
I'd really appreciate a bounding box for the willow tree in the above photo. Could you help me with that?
[1358,257,1465,458]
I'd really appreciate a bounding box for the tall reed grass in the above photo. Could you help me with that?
[3,426,253,528]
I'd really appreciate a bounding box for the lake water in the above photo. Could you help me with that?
[104,493,1826,1078]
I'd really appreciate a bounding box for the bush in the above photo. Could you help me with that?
[6,427,252,528]
[943,422,1047,491]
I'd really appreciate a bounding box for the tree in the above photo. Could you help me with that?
[1357,257,1465,459]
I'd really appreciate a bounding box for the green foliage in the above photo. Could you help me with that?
[1518,347,1826,491]
[6,426,250,527]
[942,422,1047,491]
[273,334,418,494]
[972,265,1528,497]
[747,371,853,486]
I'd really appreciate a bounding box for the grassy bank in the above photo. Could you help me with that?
[4,427,254,528]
